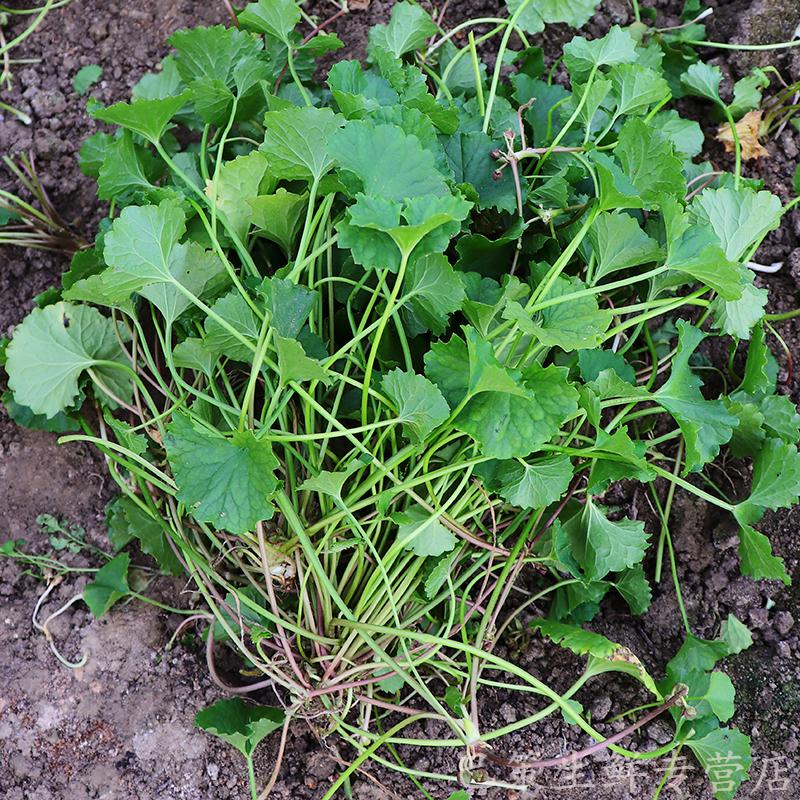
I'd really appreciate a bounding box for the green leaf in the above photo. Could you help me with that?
[725,398,766,458]
[173,338,218,375]
[729,69,769,118]
[337,194,404,270]
[737,523,790,585]
[652,109,704,158]
[381,369,450,444]
[327,60,399,118]
[69,203,222,321]
[188,78,234,126]
[664,219,747,301]
[702,672,736,722]
[664,616,751,693]
[71,199,185,300]
[478,455,573,509]
[588,210,663,282]
[96,132,159,202]
[760,394,800,442]
[550,575,610,623]
[572,499,650,581]
[608,63,670,116]
[6,302,131,419]
[578,349,636,384]
[249,189,307,253]
[509,0,600,34]
[83,553,130,617]
[140,242,225,324]
[563,26,638,83]
[721,615,753,654]
[690,187,782,261]
[614,118,686,209]
[469,367,577,459]
[73,64,103,95]
[711,282,768,340]
[655,321,737,473]
[261,107,343,182]
[531,618,659,697]
[565,77,612,133]
[78,131,114,179]
[2,392,78,434]
[401,253,465,336]
[424,549,459,599]
[259,277,318,339]
[686,727,751,800]
[238,0,300,42]
[735,438,800,515]
[170,25,265,84]
[426,329,578,459]
[212,151,272,242]
[681,61,723,103]
[587,426,655,491]
[367,1,436,59]
[93,92,191,144]
[165,413,280,534]
[513,272,612,351]
[329,121,449,201]
[589,150,644,212]
[738,323,774,395]
[375,671,405,693]
[103,409,149,458]
[338,192,470,269]
[443,130,517,213]
[300,463,359,503]
[132,56,183,101]
[395,507,457,557]
[106,496,183,576]
[195,698,284,758]
[615,565,652,615]
[275,335,329,384]
[203,291,260,361]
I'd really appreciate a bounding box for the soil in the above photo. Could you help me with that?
[1,2,799,799]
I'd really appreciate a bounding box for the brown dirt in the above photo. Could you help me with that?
[1,1,799,799]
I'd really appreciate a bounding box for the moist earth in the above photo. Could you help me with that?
[1,1,799,799]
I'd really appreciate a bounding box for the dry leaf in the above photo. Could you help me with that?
[716,110,768,160]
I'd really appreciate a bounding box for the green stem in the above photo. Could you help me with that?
[360,251,410,425]
[468,31,485,116]
[685,38,800,51]
[720,104,741,189]
[650,464,735,512]
[286,46,312,106]
[482,0,534,133]
[765,306,800,321]
[246,755,258,800]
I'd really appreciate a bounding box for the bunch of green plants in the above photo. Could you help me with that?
[4,1,800,797]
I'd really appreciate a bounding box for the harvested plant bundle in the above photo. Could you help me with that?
[4,1,800,797]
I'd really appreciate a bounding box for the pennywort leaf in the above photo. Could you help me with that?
[84,553,131,617]
[195,698,284,758]
[165,414,280,534]
[6,302,131,419]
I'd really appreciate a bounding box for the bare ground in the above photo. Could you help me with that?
[1,1,800,799]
